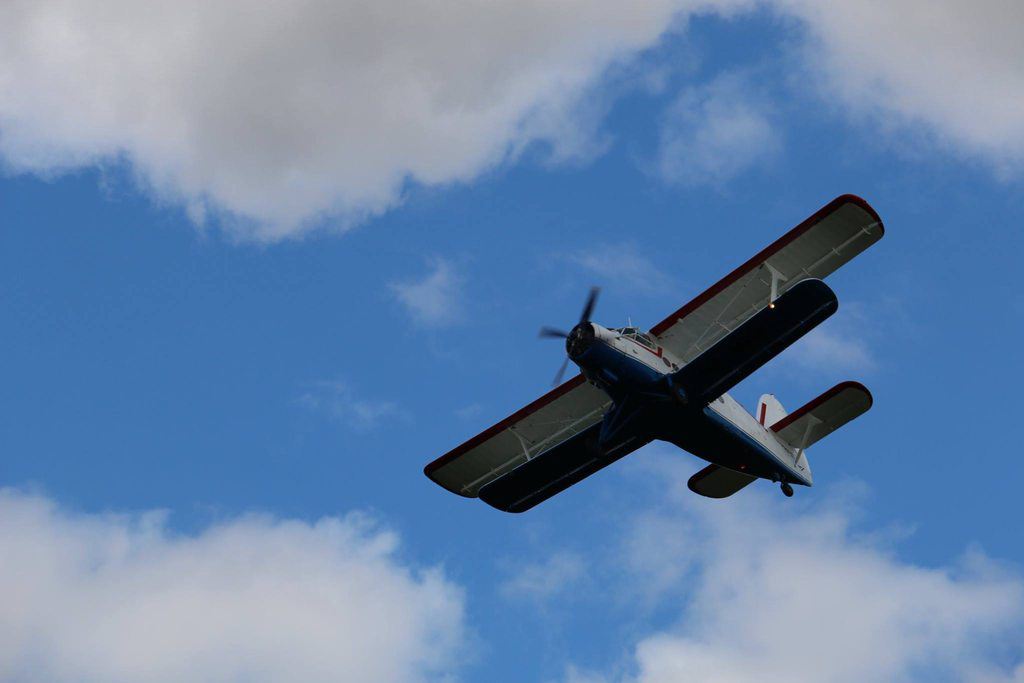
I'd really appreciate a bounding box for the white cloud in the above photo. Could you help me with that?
[3,0,1022,240]
[777,0,1024,170]
[390,257,465,327]
[765,305,876,378]
[787,326,875,374]
[655,72,781,186]
[454,403,483,420]
[618,511,700,603]
[0,0,753,240]
[297,379,404,430]
[564,667,615,683]
[567,243,675,295]
[500,552,588,603]
[0,489,465,683]
[567,454,1024,683]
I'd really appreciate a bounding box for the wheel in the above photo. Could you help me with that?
[780,482,794,498]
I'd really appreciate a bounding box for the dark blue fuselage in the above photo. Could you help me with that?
[575,340,667,399]
[575,340,807,486]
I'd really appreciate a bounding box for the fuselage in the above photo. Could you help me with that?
[569,322,811,486]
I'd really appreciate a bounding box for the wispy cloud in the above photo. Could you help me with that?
[783,302,877,375]
[788,326,875,373]
[566,243,674,295]
[454,403,483,420]
[618,511,701,604]
[0,490,465,683]
[655,72,781,187]
[297,379,405,431]
[389,257,465,328]
[499,551,588,603]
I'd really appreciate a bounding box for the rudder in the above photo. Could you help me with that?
[757,394,786,427]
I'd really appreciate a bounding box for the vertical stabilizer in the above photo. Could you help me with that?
[757,394,787,428]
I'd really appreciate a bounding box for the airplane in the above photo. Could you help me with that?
[424,195,884,512]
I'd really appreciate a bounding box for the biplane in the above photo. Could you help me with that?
[425,195,884,512]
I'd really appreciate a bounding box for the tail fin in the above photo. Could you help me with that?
[757,394,787,428]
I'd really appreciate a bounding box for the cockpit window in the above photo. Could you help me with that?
[617,327,657,349]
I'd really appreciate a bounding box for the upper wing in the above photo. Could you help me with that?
[651,194,884,363]
[424,376,611,498]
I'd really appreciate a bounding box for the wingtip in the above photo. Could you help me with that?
[834,193,885,237]
[422,462,479,499]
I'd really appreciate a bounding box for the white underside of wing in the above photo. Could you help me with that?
[652,196,884,364]
[425,378,611,497]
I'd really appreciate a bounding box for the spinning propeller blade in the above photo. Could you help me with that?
[552,356,571,386]
[579,286,599,325]
[540,286,601,386]
[539,327,569,339]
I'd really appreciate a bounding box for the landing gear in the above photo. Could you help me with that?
[780,482,794,498]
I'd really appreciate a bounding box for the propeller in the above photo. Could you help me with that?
[540,287,600,386]
[578,286,599,327]
[551,356,572,387]
[538,326,569,339]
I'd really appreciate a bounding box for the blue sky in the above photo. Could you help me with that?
[1,2,1023,682]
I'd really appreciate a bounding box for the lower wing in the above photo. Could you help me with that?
[672,278,838,406]
[478,422,650,513]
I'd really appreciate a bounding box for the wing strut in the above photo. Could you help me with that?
[765,262,788,304]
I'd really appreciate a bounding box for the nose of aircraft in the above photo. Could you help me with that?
[538,286,601,386]
[566,322,596,359]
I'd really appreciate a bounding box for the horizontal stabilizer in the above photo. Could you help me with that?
[771,381,873,450]
[673,279,838,405]
[688,464,757,498]
[478,423,649,513]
